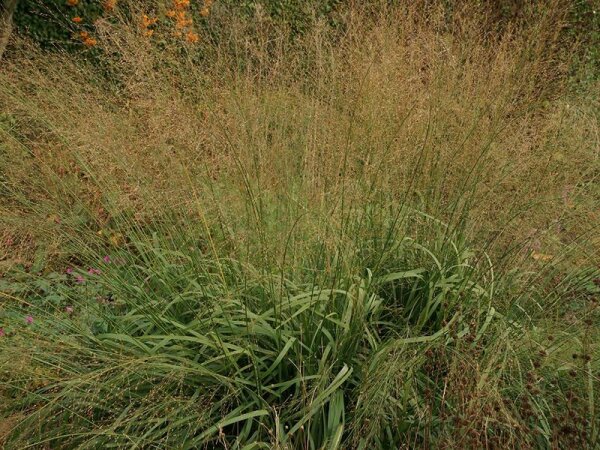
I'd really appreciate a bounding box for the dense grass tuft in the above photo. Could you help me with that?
[1,1,599,448]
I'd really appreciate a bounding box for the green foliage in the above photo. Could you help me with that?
[12,0,342,48]
[13,0,103,48]
[224,0,342,33]
[568,0,600,85]
[1,212,598,448]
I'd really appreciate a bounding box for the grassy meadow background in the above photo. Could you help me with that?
[1,0,599,448]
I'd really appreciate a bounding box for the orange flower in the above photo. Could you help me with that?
[173,0,190,9]
[103,0,116,12]
[169,0,195,36]
[200,7,210,17]
[72,16,83,23]
[66,0,79,6]
[143,29,154,37]
[203,0,213,6]
[174,12,192,29]
[186,31,199,43]
[78,31,96,47]
[141,14,158,28]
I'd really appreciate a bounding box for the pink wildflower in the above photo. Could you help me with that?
[88,268,101,275]
[75,274,85,283]
[66,267,74,274]
[103,255,111,263]
[0,328,5,337]
[65,306,74,314]
[26,315,33,324]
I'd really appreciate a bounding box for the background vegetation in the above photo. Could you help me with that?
[1,0,599,448]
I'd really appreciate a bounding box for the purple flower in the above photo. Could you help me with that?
[88,268,101,275]
[103,255,111,264]
[65,306,74,314]
[75,274,85,284]
[0,328,5,337]
[25,315,33,324]
[66,267,74,274]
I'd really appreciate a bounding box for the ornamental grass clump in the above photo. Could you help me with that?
[0,1,598,448]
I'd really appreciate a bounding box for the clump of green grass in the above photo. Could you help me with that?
[1,210,598,448]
